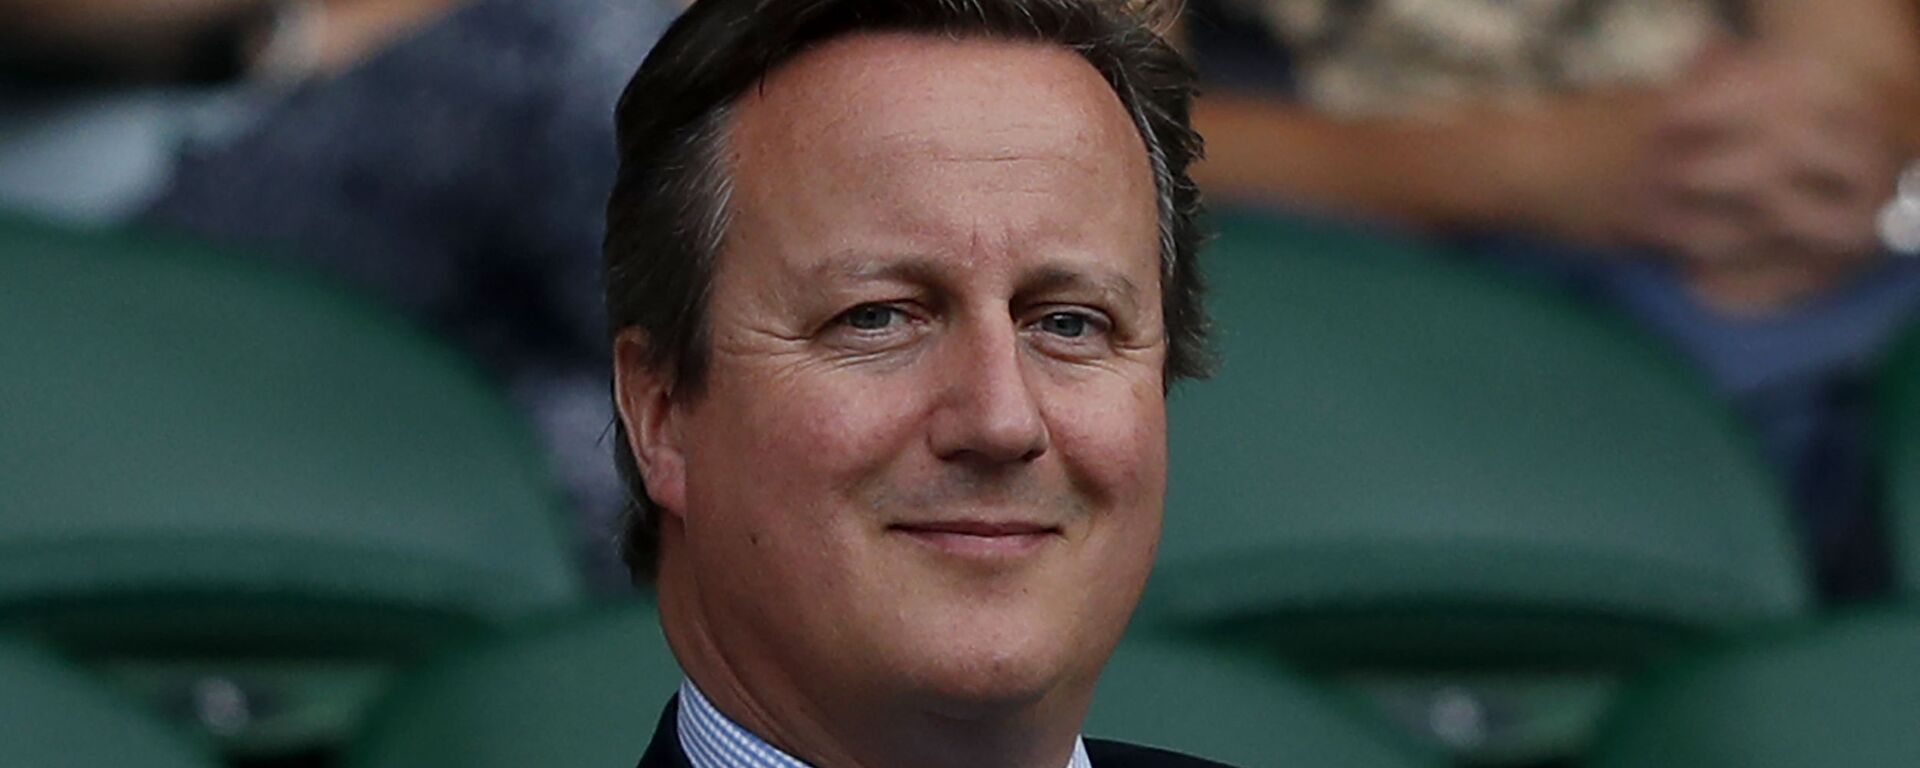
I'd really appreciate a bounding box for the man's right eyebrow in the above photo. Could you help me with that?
[806,254,946,284]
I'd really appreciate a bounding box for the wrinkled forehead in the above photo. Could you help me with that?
[719,32,1162,282]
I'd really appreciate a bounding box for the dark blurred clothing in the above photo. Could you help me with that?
[1189,0,1920,601]
[1463,232,1920,600]
[141,0,678,590]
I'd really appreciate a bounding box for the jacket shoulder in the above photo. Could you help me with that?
[1085,738,1241,768]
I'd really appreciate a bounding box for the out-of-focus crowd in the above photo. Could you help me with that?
[1183,0,1920,599]
[2,0,681,588]
[2,0,1916,599]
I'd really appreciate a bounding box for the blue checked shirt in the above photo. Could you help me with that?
[678,679,1095,768]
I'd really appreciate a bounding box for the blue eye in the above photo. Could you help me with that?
[842,304,900,331]
[1038,312,1091,338]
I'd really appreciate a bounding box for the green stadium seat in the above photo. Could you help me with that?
[0,636,222,768]
[346,601,681,768]
[1088,631,1447,768]
[1140,209,1809,762]
[0,212,584,755]
[1590,609,1920,767]
[1873,327,1920,594]
[349,600,1437,768]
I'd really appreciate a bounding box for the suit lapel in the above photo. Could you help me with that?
[637,696,694,768]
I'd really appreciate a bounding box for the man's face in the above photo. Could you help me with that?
[650,33,1166,719]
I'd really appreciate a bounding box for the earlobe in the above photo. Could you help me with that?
[613,328,690,518]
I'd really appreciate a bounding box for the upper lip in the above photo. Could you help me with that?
[888,520,1060,537]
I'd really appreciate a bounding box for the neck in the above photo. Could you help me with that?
[655,537,1089,768]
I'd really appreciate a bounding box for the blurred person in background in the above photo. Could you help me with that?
[138,0,678,590]
[1184,0,1920,600]
[0,0,455,83]
[1,0,680,589]
[0,0,459,220]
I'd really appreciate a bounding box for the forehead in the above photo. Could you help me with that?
[720,32,1160,283]
[734,31,1144,156]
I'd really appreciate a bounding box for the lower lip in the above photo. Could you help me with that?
[890,529,1057,559]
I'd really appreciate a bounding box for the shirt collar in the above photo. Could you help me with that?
[678,679,1093,768]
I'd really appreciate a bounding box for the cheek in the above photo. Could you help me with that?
[685,364,929,524]
[1046,377,1167,516]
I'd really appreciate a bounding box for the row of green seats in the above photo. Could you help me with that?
[1137,209,1823,763]
[8,208,1920,765]
[0,598,1443,768]
[347,601,1446,768]
[14,594,1913,768]
[346,602,1920,768]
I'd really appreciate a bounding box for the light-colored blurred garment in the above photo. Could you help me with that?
[1236,0,1735,115]
[0,85,265,223]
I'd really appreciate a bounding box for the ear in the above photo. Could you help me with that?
[613,328,690,519]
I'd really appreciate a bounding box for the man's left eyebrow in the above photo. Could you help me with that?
[1021,266,1143,313]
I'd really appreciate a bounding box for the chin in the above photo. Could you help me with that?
[906,659,1061,720]
[885,613,1091,720]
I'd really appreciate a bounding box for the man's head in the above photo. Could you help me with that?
[608,0,1208,582]
[605,0,1205,761]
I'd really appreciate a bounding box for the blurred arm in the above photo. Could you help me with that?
[1193,88,1660,245]
[1187,0,1920,247]
[1169,0,1659,243]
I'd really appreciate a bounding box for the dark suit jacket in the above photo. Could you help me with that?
[637,697,1237,768]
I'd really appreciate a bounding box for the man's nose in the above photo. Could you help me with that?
[927,319,1050,466]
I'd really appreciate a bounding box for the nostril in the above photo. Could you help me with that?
[929,406,1050,465]
[926,327,1052,462]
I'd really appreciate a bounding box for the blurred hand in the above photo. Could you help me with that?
[1630,43,1904,314]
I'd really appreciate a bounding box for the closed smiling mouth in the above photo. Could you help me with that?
[886,520,1063,558]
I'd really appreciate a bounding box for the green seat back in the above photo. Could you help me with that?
[1088,632,1446,768]
[1143,210,1808,760]
[348,602,682,768]
[0,213,584,753]
[0,637,221,768]
[354,602,1438,768]
[1873,327,1920,594]
[1592,610,1920,767]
